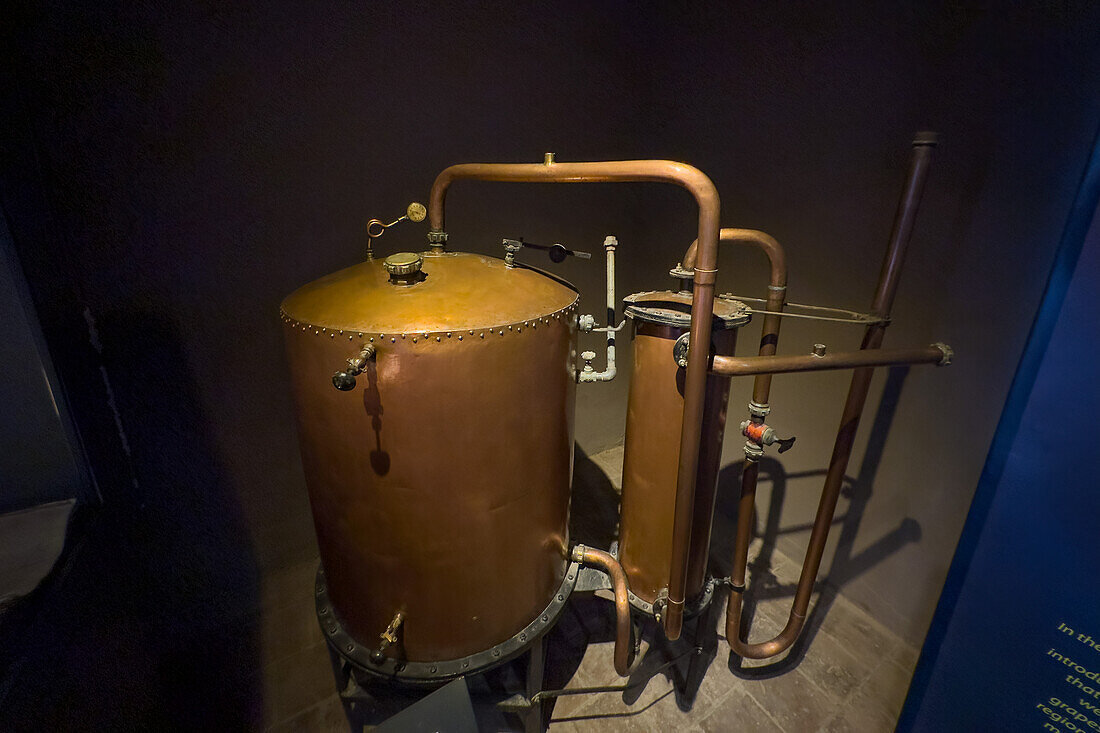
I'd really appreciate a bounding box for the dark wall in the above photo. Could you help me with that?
[2,0,1098,660]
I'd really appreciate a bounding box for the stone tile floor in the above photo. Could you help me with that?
[263,444,920,731]
[541,548,917,732]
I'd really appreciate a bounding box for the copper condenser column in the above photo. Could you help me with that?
[617,291,750,616]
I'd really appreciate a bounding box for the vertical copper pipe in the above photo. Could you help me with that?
[726,133,937,659]
[572,545,636,676]
[677,229,788,602]
[428,159,720,641]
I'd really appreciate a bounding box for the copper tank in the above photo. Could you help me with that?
[280,251,578,680]
[617,291,749,610]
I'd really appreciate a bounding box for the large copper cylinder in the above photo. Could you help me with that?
[618,292,748,607]
[280,252,578,667]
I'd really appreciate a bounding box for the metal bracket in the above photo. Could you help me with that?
[673,333,691,368]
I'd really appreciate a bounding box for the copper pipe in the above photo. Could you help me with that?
[681,228,787,290]
[681,228,788,404]
[428,157,721,641]
[726,132,937,659]
[572,545,636,676]
[712,344,950,377]
[678,229,789,602]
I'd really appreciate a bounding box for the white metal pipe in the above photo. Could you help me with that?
[578,235,618,383]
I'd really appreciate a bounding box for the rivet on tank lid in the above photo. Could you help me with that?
[412,337,417,343]
[436,336,441,342]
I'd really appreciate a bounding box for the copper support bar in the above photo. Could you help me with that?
[726,132,937,660]
[572,545,636,676]
[711,344,951,377]
[429,158,721,641]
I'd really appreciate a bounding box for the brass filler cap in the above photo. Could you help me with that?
[383,252,423,277]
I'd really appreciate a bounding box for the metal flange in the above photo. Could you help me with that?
[315,562,581,686]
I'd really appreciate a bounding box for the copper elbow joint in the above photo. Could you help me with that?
[572,545,637,676]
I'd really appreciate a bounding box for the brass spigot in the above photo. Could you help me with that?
[332,344,376,391]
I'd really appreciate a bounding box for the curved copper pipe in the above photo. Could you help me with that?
[681,229,787,404]
[725,133,937,660]
[681,228,787,290]
[572,545,636,676]
[428,158,720,641]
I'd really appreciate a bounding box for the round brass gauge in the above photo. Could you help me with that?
[406,202,427,222]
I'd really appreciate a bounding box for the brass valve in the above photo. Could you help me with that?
[580,350,597,373]
[370,610,405,663]
[740,419,796,454]
[332,344,376,391]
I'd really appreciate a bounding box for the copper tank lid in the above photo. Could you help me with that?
[623,290,750,329]
[281,252,578,333]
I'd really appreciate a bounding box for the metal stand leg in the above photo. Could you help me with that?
[524,634,546,733]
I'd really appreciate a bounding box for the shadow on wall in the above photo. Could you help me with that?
[0,310,262,730]
[710,365,923,678]
[569,445,621,551]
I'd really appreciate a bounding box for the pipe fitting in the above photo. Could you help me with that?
[332,344,376,391]
[577,235,618,383]
[933,342,953,366]
[748,400,771,418]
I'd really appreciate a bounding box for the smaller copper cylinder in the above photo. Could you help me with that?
[618,292,748,607]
